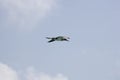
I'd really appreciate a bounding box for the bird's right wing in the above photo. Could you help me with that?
[48,39,55,43]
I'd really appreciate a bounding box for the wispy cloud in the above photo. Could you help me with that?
[0,0,57,31]
[0,63,68,80]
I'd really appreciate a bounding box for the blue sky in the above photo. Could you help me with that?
[0,0,120,80]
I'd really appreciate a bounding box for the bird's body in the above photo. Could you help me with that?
[46,36,70,43]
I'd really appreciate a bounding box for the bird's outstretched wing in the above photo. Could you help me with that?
[46,37,52,39]
[48,39,55,43]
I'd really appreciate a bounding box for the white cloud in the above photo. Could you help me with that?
[0,63,68,80]
[0,63,18,80]
[0,0,57,31]
[26,67,68,80]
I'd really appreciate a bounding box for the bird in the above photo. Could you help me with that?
[46,36,70,43]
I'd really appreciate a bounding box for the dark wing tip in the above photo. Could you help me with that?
[46,37,51,39]
[48,39,55,43]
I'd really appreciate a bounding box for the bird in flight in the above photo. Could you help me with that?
[46,36,70,43]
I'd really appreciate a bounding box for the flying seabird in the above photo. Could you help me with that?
[46,36,70,43]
